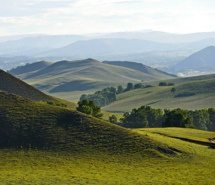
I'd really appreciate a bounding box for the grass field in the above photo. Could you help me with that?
[0,128,214,185]
[104,74,215,112]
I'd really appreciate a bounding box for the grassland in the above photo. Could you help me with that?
[104,74,215,112]
[1,71,215,184]
[0,128,214,185]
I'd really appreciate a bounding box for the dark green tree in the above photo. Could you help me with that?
[125,83,134,91]
[117,85,124,94]
[77,100,103,118]
[163,109,189,127]
[134,83,144,89]
[208,108,215,131]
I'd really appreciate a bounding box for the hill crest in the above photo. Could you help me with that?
[0,69,52,101]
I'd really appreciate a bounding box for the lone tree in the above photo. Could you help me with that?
[77,100,103,118]
[109,115,118,124]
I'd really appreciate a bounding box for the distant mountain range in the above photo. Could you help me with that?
[1,31,215,75]
[9,59,175,101]
[39,37,215,58]
[171,46,215,76]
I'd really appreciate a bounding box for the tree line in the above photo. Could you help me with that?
[80,82,151,107]
[76,100,215,131]
[120,106,215,131]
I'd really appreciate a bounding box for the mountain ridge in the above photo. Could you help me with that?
[172,46,215,74]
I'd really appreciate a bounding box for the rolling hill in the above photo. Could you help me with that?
[10,59,175,101]
[103,61,175,77]
[171,46,215,75]
[104,74,215,112]
[0,68,214,185]
[0,69,52,101]
[0,91,173,156]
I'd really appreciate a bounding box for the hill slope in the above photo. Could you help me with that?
[0,69,52,101]
[10,59,175,101]
[172,46,215,74]
[104,74,215,112]
[0,91,173,156]
[103,61,175,77]
[9,61,51,76]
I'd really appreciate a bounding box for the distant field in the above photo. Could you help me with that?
[0,128,215,185]
[104,74,215,112]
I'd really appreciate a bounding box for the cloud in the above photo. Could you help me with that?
[0,0,214,35]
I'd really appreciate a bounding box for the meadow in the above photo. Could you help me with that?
[0,128,214,185]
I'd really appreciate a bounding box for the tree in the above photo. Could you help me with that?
[77,100,103,118]
[79,87,117,107]
[159,82,167,86]
[134,83,144,89]
[109,115,118,124]
[121,106,162,128]
[163,109,188,127]
[125,83,134,91]
[208,108,215,131]
[189,110,209,130]
[117,85,124,94]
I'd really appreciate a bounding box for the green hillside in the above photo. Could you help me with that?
[0,91,173,155]
[104,74,215,112]
[0,69,52,101]
[10,59,175,101]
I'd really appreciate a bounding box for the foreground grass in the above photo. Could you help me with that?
[1,128,215,185]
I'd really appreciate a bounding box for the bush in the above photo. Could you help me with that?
[109,115,118,124]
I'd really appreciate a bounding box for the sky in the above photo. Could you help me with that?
[0,0,214,36]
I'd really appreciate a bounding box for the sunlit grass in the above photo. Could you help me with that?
[1,128,215,185]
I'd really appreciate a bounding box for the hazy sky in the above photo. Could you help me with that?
[0,0,214,36]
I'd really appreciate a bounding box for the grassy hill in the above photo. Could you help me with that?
[0,69,52,101]
[10,59,175,101]
[103,60,175,77]
[0,91,173,155]
[0,90,214,184]
[9,61,51,76]
[104,74,215,112]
